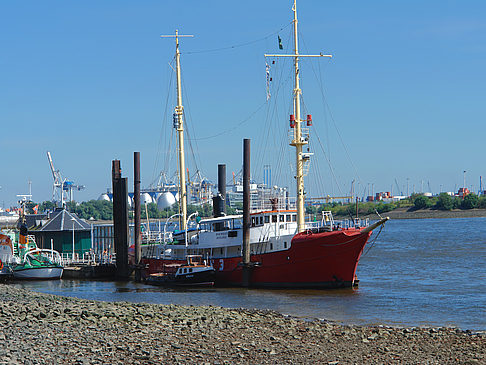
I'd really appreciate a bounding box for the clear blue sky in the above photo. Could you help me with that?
[1,1,485,207]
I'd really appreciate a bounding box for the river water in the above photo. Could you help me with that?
[13,218,486,330]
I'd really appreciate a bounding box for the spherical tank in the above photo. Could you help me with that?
[157,192,176,210]
[98,193,111,202]
[140,193,153,205]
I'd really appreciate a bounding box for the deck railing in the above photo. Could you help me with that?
[60,252,116,266]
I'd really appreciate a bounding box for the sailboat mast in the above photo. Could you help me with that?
[174,31,188,231]
[265,1,332,233]
[161,30,194,232]
[291,0,306,233]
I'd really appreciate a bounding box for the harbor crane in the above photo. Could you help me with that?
[394,178,402,196]
[46,151,85,206]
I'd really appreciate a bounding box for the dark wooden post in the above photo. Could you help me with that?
[134,152,141,281]
[112,160,129,279]
[242,139,251,287]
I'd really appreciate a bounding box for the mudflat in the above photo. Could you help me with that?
[0,285,484,364]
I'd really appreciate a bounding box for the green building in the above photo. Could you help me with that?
[30,208,92,260]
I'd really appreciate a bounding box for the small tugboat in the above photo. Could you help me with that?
[145,255,215,287]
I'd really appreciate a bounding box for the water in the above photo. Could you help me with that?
[13,218,486,330]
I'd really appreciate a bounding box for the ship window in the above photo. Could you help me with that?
[284,241,287,248]
[264,216,270,223]
[270,243,273,250]
[286,214,291,222]
[292,215,297,222]
[279,215,284,222]
[259,216,263,225]
[189,268,193,273]
[272,215,277,223]
[251,217,255,227]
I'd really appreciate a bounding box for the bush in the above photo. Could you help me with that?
[452,197,462,209]
[435,193,453,210]
[461,193,479,209]
[413,195,430,210]
[479,196,486,209]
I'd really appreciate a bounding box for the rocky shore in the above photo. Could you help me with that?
[1,285,484,364]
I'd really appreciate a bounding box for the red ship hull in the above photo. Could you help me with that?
[142,228,371,289]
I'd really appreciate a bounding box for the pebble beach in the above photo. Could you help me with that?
[1,285,485,364]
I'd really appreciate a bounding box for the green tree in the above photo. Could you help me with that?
[306,205,317,214]
[461,193,479,209]
[413,195,430,210]
[435,193,453,210]
[39,201,56,213]
[479,195,486,209]
[452,197,462,209]
[25,201,37,214]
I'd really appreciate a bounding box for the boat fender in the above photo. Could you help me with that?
[0,259,3,270]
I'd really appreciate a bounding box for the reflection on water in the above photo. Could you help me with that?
[13,218,486,330]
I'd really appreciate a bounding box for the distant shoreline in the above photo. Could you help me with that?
[355,207,486,220]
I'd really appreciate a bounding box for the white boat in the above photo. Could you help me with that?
[12,248,63,280]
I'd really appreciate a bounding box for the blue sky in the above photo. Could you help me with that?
[1,1,485,207]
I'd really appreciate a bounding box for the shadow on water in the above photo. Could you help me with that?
[11,218,486,330]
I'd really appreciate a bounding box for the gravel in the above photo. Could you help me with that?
[1,284,484,364]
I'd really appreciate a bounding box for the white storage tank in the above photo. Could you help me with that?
[98,193,111,202]
[157,192,176,210]
[140,193,153,205]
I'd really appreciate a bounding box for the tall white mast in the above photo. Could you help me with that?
[265,0,332,232]
[161,30,193,231]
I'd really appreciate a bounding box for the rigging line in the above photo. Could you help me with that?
[152,58,176,187]
[361,222,385,257]
[184,22,292,55]
[313,129,347,198]
[188,101,267,141]
[180,76,203,172]
[299,33,363,186]
[317,62,362,186]
[258,48,293,184]
[255,59,290,183]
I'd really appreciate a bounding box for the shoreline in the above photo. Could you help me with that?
[1,285,484,364]
[343,208,486,220]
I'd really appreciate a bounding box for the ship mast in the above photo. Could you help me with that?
[161,30,193,231]
[265,0,332,232]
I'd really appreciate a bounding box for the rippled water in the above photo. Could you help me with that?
[13,218,486,330]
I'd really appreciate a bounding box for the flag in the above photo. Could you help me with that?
[278,36,283,50]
